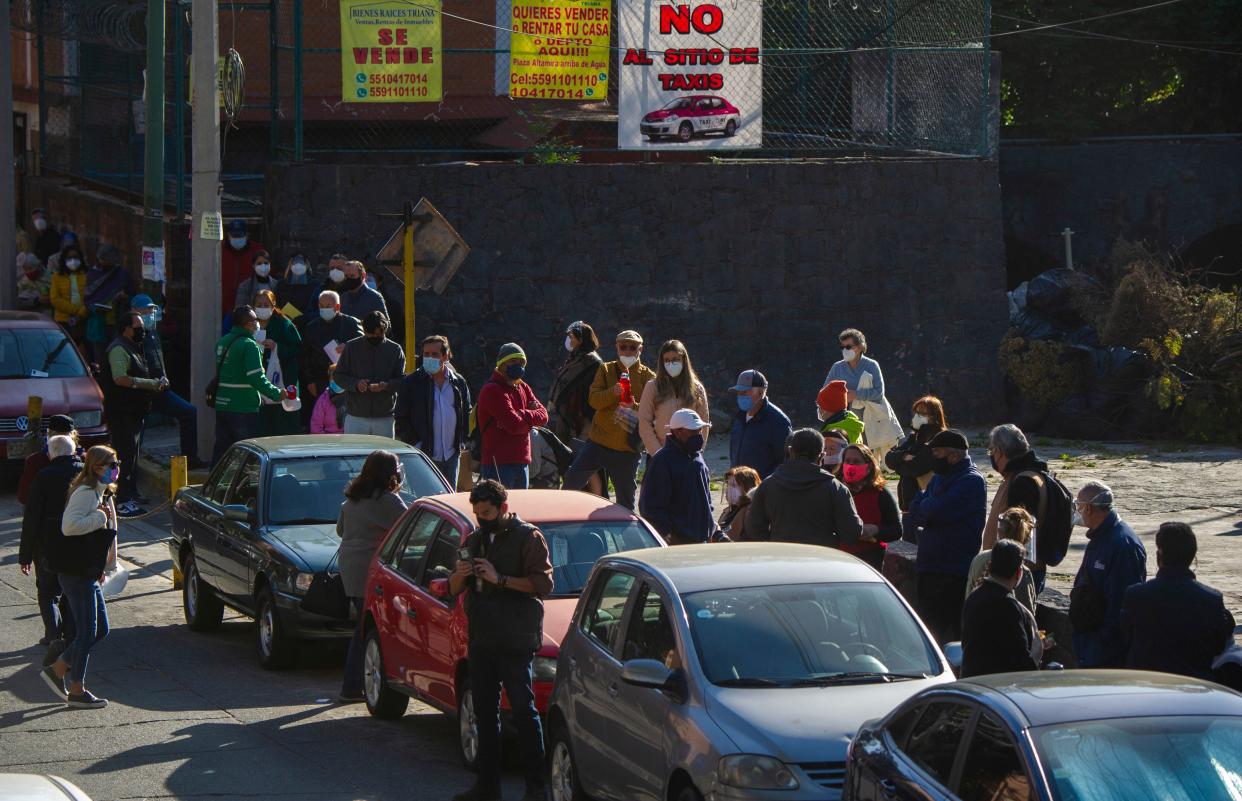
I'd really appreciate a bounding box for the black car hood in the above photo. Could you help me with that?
[265,524,341,573]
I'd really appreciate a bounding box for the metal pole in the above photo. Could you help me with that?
[144,0,167,289]
[191,0,222,460]
[293,0,303,160]
[403,201,416,373]
[1062,228,1074,271]
[36,2,46,166]
[175,2,187,217]
[0,3,17,310]
[269,0,278,159]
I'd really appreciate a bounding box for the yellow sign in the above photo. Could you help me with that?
[509,0,610,100]
[340,0,443,103]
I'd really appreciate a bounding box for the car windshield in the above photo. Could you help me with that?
[1034,715,1242,801]
[545,521,660,596]
[0,328,87,378]
[661,98,692,109]
[682,582,942,686]
[266,453,447,524]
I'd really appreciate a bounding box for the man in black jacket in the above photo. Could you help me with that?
[986,424,1053,590]
[1121,522,1235,680]
[394,335,471,487]
[300,289,364,421]
[19,435,81,651]
[745,428,863,547]
[105,312,166,517]
[449,480,554,801]
[334,311,406,438]
[960,539,1040,678]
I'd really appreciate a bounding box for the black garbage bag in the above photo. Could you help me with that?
[1041,346,1151,439]
[1026,268,1105,323]
[1013,308,1072,341]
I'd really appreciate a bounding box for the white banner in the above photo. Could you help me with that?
[617,0,762,149]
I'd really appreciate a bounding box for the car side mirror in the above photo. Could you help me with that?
[943,642,963,675]
[621,659,686,703]
[429,577,450,599]
[223,504,255,525]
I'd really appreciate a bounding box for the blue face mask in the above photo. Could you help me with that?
[422,357,442,374]
[328,381,344,395]
[737,394,754,412]
[506,363,526,381]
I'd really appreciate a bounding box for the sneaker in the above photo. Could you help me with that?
[117,501,147,518]
[337,690,365,704]
[67,690,108,709]
[42,639,67,668]
[132,492,152,505]
[40,665,67,698]
[451,783,502,801]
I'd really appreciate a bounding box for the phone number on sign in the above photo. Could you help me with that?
[510,87,600,99]
[367,85,433,98]
[368,73,431,85]
[510,73,600,87]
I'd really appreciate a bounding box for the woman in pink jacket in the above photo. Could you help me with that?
[311,367,346,434]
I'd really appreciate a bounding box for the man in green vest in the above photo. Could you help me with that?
[106,311,166,517]
[212,305,285,464]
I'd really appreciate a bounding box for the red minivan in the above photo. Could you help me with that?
[361,490,665,768]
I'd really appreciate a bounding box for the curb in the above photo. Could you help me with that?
[134,452,210,503]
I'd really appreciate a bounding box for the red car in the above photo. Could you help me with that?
[0,312,108,467]
[640,95,742,142]
[361,490,665,769]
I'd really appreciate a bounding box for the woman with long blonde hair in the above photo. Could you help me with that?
[41,445,119,709]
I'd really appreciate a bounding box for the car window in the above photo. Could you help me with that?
[621,584,679,668]
[225,453,262,512]
[421,530,461,590]
[579,570,636,656]
[395,512,442,580]
[205,449,247,505]
[959,712,1031,801]
[543,521,661,596]
[902,702,973,789]
[886,704,925,751]
[267,453,445,525]
[0,328,88,378]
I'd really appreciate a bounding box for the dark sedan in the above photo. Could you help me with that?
[169,435,451,668]
[844,670,1242,801]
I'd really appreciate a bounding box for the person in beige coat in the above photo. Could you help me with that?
[638,340,710,458]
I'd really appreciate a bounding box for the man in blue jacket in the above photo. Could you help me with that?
[729,369,792,480]
[904,429,987,644]
[1071,480,1147,667]
[640,409,716,545]
[394,334,472,486]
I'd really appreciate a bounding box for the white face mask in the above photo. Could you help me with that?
[817,407,831,422]
[253,262,271,277]
[912,413,929,429]
[319,307,337,321]
[229,236,248,250]
[65,258,81,271]
[822,450,843,466]
[564,335,574,352]
[619,354,639,369]
[291,260,308,276]
[252,326,266,342]
[329,268,346,284]
[664,360,684,378]
[1072,509,1085,528]
[842,348,857,362]
[34,218,48,231]
[726,484,742,505]
[255,307,273,320]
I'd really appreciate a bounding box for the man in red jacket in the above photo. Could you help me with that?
[220,220,265,318]
[475,343,548,489]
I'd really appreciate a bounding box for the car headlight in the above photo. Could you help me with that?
[718,755,799,790]
[292,572,314,594]
[533,655,558,683]
[71,409,102,428]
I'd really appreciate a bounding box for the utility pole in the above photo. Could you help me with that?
[190,0,222,461]
[0,4,17,310]
[142,0,166,296]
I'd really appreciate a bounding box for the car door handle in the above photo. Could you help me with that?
[568,657,578,670]
[607,683,619,698]
[406,609,417,621]
[879,779,899,798]
[373,584,384,596]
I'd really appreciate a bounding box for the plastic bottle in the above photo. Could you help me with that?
[619,371,633,405]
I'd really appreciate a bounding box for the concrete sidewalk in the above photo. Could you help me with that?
[135,420,208,503]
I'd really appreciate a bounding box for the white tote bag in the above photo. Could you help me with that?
[855,371,905,452]
[262,348,283,405]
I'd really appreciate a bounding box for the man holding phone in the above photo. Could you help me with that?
[334,310,406,438]
[449,480,554,801]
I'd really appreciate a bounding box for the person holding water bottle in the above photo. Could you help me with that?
[560,330,654,511]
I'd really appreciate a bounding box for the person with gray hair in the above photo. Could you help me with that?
[300,287,363,421]
[17,252,52,314]
[984,423,1056,590]
[1069,480,1147,668]
[19,435,84,653]
[745,427,863,547]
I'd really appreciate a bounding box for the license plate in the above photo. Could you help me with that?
[7,437,36,460]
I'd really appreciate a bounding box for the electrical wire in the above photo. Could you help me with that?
[992,12,1242,56]
[989,0,1188,38]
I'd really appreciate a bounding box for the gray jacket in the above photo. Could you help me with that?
[336,492,408,598]
[745,460,863,547]
[340,283,388,321]
[334,336,406,419]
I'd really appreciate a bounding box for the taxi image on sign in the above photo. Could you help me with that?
[640,95,741,142]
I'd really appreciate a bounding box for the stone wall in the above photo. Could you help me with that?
[265,159,1007,427]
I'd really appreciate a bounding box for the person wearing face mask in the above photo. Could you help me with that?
[211,306,286,464]
[639,409,717,545]
[1069,481,1146,668]
[234,250,280,312]
[820,429,849,477]
[903,429,987,644]
[310,365,348,434]
[719,466,761,541]
[84,244,135,365]
[394,335,473,485]
[561,330,654,510]
[30,208,63,264]
[885,395,948,512]
[638,339,710,459]
[837,444,901,570]
[104,312,167,517]
[744,428,863,548]
[128,295,206,468]
[822,328,904,462]
[729,369,792,480]
[300,290,364,419]
[333,310,406,438]
[17,253,52,315]
[252,290,303,436]
[337,260,388,322]
[50,244,89,341]
[20,434,83,655]
[983,423,1065,594]
[815,379,864,444]
[220,219,266,318]
[276,255,321,333]
[547,321,603,445]
[475,343,549,489]
[449,480,553,801]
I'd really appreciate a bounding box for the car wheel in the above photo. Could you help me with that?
[255,584,297,670]
[364,628,409,720]
[724,119,737,137]
[677,122,693,142]
[182,553,223,631]
[458,684,480,771]
[549,723,589,801]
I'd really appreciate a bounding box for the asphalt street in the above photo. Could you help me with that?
[0,487,523,801]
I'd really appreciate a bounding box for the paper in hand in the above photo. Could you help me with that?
[324,340,341,364]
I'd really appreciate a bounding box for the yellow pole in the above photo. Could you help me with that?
[403,215,416,375]
[170,455,188,588]
[26,395,43,435]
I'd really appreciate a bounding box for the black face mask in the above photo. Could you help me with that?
[932,456,955,475]
[989,454,1002,473]
[131,329,147,344]
[341,276,362,291]
[477,517,500,534]
[681,433,705,453]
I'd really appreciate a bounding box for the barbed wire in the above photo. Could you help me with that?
[10,0,149,52]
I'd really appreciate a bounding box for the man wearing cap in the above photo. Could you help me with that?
[338,260,388,322]
[106,311,168,517]
[560,330,655,510]
[903,428,987,644]
[334,310,406,437]
[745,428,863,547]
[729,369,793,480]
[221,219,266,318]
[20,434,82,651]
[640,409,717,544]
[131,294,205,468]
[475,344,549,489]
[18,415,80,506]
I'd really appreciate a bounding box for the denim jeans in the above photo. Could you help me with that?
[480,463,529,490]
[341,597,366,696]
[212,411,262,465]
[469,644,544,789]
[35,560,73,643]
[432,453,461,490]
[150,390,199,460]
[57,574,109,685]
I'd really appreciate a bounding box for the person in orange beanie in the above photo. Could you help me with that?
[816,379,865,444]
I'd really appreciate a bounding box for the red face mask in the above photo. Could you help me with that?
[842,463,869,484]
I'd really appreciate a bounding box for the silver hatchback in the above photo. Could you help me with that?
[546,543,956,801]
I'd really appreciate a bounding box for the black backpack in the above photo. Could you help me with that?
[534,426,575,477]
[1018,470,1075,567]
